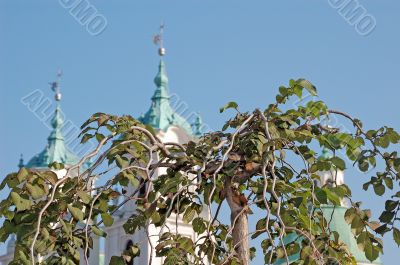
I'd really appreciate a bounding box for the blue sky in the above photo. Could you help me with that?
[0,0,399,264]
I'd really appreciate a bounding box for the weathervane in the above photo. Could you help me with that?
[49,70,63,101]
[153,22,166,56]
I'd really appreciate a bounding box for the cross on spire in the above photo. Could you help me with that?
[153,22,166,56]
[49,69,63,101]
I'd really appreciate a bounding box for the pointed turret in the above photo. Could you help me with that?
[18,154,24,169]
[139,60,193,135]
[154,60,169,89]
[139,26,193,135]
[25,72,80,168]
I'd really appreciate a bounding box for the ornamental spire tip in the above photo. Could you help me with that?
[153,22,166,56]
[49,69,63,101]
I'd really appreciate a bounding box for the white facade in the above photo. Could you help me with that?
[103,125,207,265]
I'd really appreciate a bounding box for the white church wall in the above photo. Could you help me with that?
[103,126,209,265]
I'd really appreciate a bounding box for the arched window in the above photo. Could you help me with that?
[125,240,134,265]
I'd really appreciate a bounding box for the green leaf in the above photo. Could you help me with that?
[177,236,194,253]
[0,174,16,190]
[77,191,91,204]
[97,114,109,127]
[0,221,15,242]
[356,231,368,251]
[16,167,29,183]
[81,133,94,144]
[374,224,390,236]
[315,188,327,204]
[40,228,50,239]
[183,205,196,223]
[385,200,398,212]
[331,157,346,170]
[393,228,400,246]
[325,189,341,205]
[293,86,302,98]
[379,211,394,223]
[116,155,128,168]
[192,217,206,234]
[151,211,161,225]
[129,244,140,256]
[48,162,64,170]
[109,256,125,265]
[300,245,312,260]
[219,101,238,113]
[250,247,256,260]
[95,133,105,142]
[10,192,32,212]
[26,183,46,199]
[297,79,317,96]
[373,183,385,196]
[364,239,379,262]
[92,226,107,237]
[67,204,84,221]
[60,219,72,234]
[124,172,140,188]
[384,177,393,190]
[101,213,114,227]
[123,214,146,234]
[14,249,31,265]
[42,171,58,186]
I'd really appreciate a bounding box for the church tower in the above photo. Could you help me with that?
[103,26,206,265]
[0,72,100,265]
[25,71,81,170]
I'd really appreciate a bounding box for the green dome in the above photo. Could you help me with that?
[139,60,193,135]
[26,105,80,168]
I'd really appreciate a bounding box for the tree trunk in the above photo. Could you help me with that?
[231,209,249,265]
[224,176,250,265]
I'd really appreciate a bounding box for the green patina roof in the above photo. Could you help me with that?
[274,205,382,265]
[25,104,80,168]
[139,60,193,135]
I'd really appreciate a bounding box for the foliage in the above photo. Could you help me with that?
[1,79,400,265]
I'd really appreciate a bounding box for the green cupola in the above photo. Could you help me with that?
[25,73,80,168]
[139,60,193,135]
[139,27,196,136]
[139,26,206,138]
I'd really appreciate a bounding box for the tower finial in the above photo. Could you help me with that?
[153,22,166,56]
[49,69,63,101]
[18,154,24,169]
